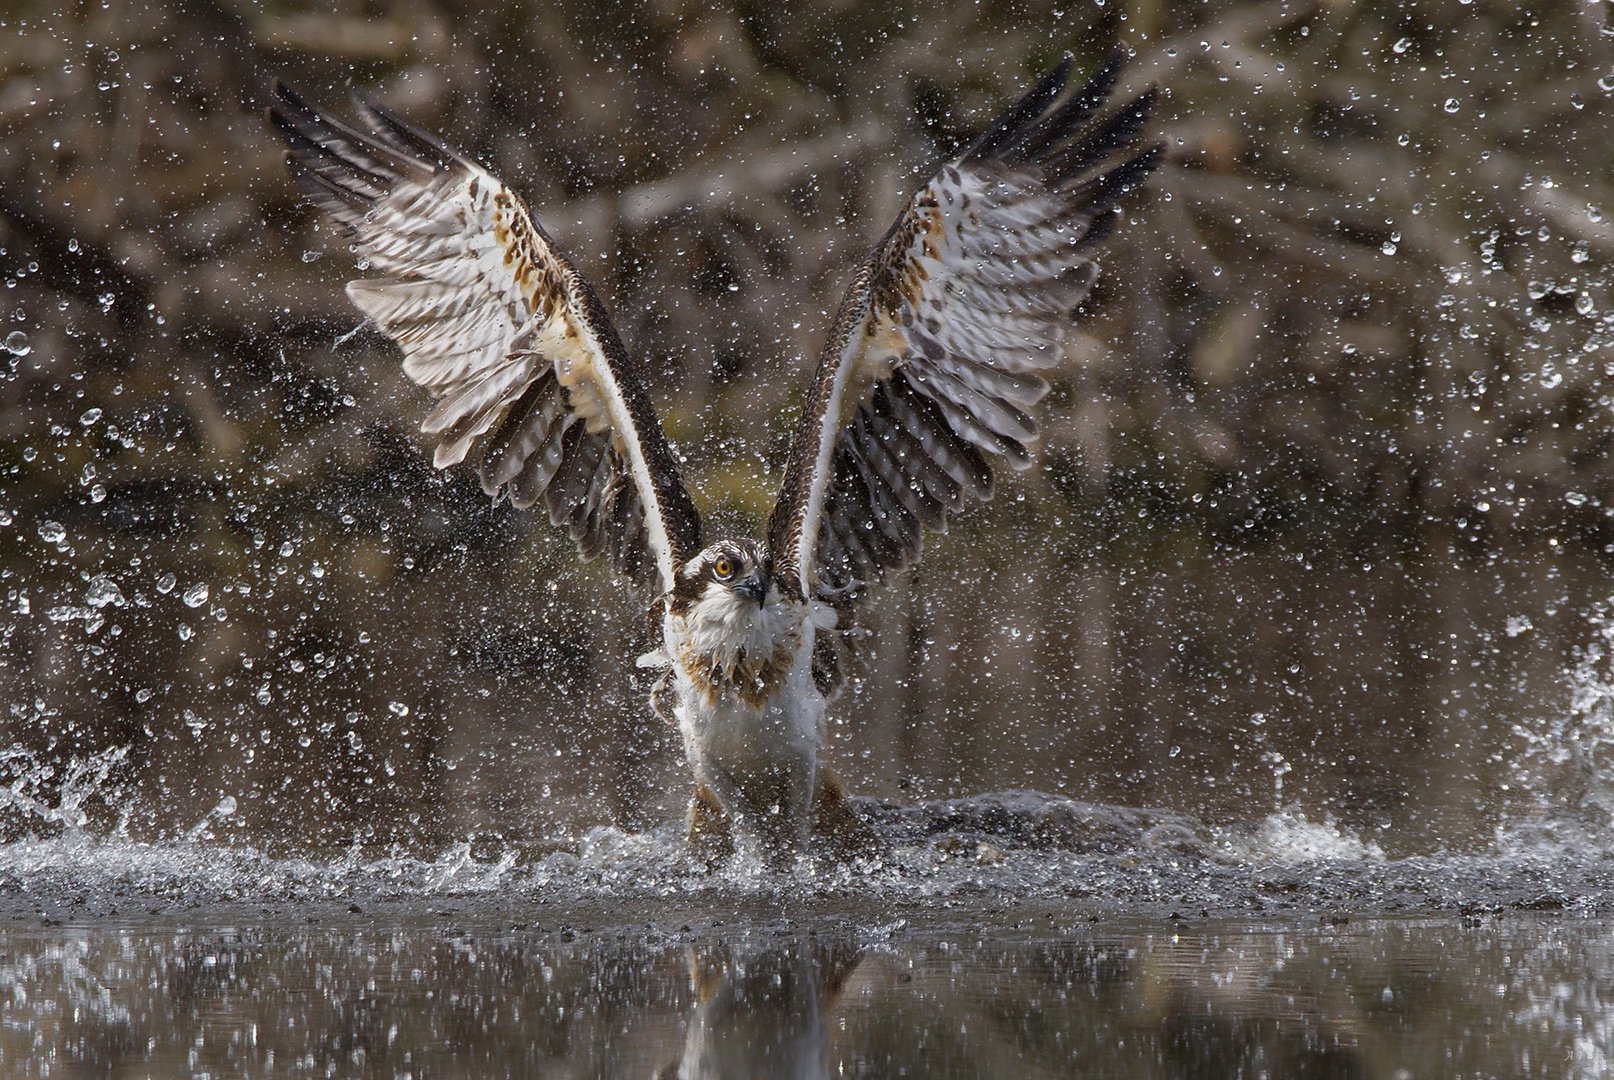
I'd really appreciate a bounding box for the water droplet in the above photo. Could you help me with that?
[79,407,101,426]
[389,701,410,717]
[135,688,152,703]
[37,521,65,544]
[1444,98,1460,113]
[85,575,124,609]
[279,541,294,557]
[156,572,176,594]
[256,687,272,705]
[0,509,10,526]
[177,623,193,641]
[1392,37,1411,53]
[1567,491,1589,506]
[1578,294,1595,315]
[66,238,79,253]
[182,583,209,608]
[4,330,28,356]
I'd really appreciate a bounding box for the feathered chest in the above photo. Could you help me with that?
[667,591,805,710]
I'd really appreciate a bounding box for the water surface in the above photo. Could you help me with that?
[6,907,1609,1079]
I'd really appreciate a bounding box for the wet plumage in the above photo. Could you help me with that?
[268,52,1160,865]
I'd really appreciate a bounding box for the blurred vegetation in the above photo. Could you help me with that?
[1,0,1612,851]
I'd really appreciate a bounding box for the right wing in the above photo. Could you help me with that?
[268,81,701,591]
[766,52,1161,604]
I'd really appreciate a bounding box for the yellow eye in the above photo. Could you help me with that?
[713,557,734,579]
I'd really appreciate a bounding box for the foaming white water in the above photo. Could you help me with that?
[1501,598,1614,855]
[3,733,1607,916]
[1240,808,1386,863]
[0,832,532,901]
[0,745,527,900]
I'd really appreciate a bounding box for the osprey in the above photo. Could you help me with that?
[269,53,1160,865]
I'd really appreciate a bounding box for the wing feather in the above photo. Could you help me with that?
[479,370,570,495]
[766,51,1160,603]
[882,379,992,501]
[269,81,700,589]
[858,411,947,529]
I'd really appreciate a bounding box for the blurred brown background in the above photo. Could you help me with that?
[1,0,1611,854]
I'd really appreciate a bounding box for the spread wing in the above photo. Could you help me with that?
[766,52,1161,604]
[268,81,701,592]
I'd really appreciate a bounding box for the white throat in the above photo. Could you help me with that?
[680,581,794,673]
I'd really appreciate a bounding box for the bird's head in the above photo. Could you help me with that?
[669,538,774,616]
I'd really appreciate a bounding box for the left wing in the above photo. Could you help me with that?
[268,82,701,591]
[766,52,1161,603]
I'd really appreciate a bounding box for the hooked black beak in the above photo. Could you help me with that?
[732,567,769,605]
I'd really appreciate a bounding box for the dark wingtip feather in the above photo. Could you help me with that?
[961,55,1074,163]
[1048,85,1159,187]
[268,79,444,206]
[1081,141,1165,209]
[348,85,460,173]
[268,78,314,123]
[1007,47,1130,163]
[281,155,371,228]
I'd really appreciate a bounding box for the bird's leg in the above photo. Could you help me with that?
[785,753,817,859]
[685,781,734,868]
[811,766,878,859]
[695,764,801,868]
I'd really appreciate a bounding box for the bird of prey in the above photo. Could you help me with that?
[268,52,1160,866]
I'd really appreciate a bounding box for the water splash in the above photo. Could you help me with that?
[184,795,238,842]
[0,744,130,835]
[1241,807,1385,862]
[1505,598,1614,850]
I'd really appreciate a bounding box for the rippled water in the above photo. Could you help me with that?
[5,906,1612,1078]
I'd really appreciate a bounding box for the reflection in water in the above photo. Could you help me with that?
[2,916,1608,1078]
[667,941,862,1080]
